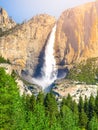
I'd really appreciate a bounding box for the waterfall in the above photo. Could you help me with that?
[41,24,57,80]
[32,25,57,91]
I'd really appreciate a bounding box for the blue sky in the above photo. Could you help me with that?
[0,0,95,23]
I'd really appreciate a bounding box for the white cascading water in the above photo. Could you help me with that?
[32,25,57,91]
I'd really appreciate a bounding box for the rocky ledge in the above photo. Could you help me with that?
[53,79,98,102]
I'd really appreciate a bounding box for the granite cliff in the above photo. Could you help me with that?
[55,0,98,67]
[0,14,56,76]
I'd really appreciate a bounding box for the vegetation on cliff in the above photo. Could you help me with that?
[0,24,21,37]
[67,58,98,84]
[0,56,10,64]
[0,67,98,130]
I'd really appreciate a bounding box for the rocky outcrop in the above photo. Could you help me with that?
[55,0,98,66]
[0,14,56,76]
[53,79,98,102]
[0,7,16,31]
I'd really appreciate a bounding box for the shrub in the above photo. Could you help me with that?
[0,56,11,64]
[67,58,98,84]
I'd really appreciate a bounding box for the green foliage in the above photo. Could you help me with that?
[0,55,10,64]
[0,24,21,37]
[60,105,80,130]
[44,92,59,119]
[1,68,98,130]
[29,94,36,112]
[11,70,17,79]
[78,96,84,113]
[36,91,44,105]
[84,96,89,116]
[79,108,88,129]
[88,94,95,120]
[67,59,98,84]
[95,91,98,117]
[88,116,98,130]
[72,100,79,114]
[0,67,25,129]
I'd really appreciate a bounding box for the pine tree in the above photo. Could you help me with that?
[95,91,98,117]
[66,93,73,109]
[30,103,50,130]
[36,91,44,105]
[88,94,95,120]
[79,108,88,129]
[12,94,26,130]
[61,97,67,106]
[72,100,78,114]
[25,95,31,111]
[0,68,26,129]
[78,95,84,113]
[84,95,89,116]
[29,93,36,112]
[60,105,80,130]
[61,94,73,110]
[44,93,58,122]
[88,116,98,130]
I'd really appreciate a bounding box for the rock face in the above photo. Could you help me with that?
[0,7,16,31]
[53,79,98,102]
[55,0,98,66]
[0,13,56,75]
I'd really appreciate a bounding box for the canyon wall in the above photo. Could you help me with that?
[55,0,98,66]
[0,13,56,75]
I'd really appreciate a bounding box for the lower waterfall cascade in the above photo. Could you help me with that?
[32,24,57,91]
